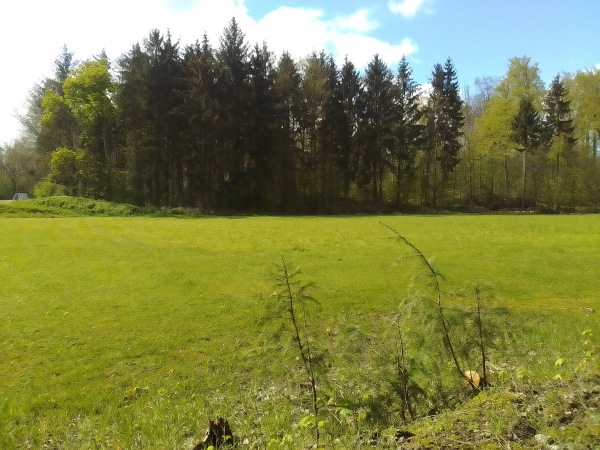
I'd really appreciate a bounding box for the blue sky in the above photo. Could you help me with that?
[1,0,598,145]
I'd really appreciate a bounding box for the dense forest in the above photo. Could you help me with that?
[1,18,599,213]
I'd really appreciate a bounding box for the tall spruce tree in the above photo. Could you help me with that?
[336,57,362,203]
[544,75,575,140]
[424,58,464,206]
[511,96,542,208]
[117,42,153,205]
[247,42,278,211]
[423,64,444,205]
[392,56,423,207]
[357,54,395,202]
[543,74,576,209]
[441,58,464,176]
[318,52,343,210]
[139,30,185,206]
[273,52,302,211]
[179,35,221,209]
[298,52,331,209]
[215,17,250,208]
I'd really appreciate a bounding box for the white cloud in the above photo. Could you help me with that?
[335,8,378,33]
[252,7,331,57]
[388,0,433,18]
[332,35,418,69]
[251,6,412,70]
[0,0,419,144]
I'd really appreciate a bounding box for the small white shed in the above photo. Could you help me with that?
[13,193,28,201]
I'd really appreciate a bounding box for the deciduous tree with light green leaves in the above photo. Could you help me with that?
[63,58,116,166]
[566,68,600,209]
[471,56,546,206]
[44,146,101,197]
[566,68,600,157]
[40,90,80,151]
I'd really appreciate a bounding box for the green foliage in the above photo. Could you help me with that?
[41,90,69,129]
[422,58,464,206]
[46,147,105,197]
[472,95,517,158]
[355,54,395,201]
[40,88,80,150]
[511,97,542,154]
[5,18,597,213]
[33,178,66,197]
[49,147,82,188]
[0,140,42,197]
[494,56,545,106]
[63,59,116,132]
[391,56,423,207]
[33,195,148,216]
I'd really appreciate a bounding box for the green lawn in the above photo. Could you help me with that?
[0,215,599,448]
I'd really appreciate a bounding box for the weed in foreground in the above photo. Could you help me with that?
[265,257,325,449]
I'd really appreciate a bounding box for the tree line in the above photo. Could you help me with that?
[1,18,599,212]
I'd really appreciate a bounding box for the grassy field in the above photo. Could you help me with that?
[0,209,599,448]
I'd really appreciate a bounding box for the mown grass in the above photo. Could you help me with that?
[0,212,599,448]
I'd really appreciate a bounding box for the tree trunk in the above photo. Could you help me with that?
[521,151,527,209]
[504,155,510,202]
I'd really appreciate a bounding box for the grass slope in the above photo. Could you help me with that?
[0,213,599,448]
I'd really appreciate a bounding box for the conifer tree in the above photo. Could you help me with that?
[273,52,302,211]
[392,56,424,207]
[117,42,153,205]
[511,96,542,208]
[544,75,575,140]
[424,58,464,206]
[543,74,576,209]
[336,57,362,203]
[318,52,344,210]
[357,54,395,202]
[247,42,278,211]
[298,52,331,208]
[143,30,184,206]
[179,35,220,208]
[441,58,464,176]
[215,17,250,208]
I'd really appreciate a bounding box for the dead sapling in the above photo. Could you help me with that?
[474,283,488,389]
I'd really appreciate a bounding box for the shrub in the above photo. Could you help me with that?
[33,179,66,198]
